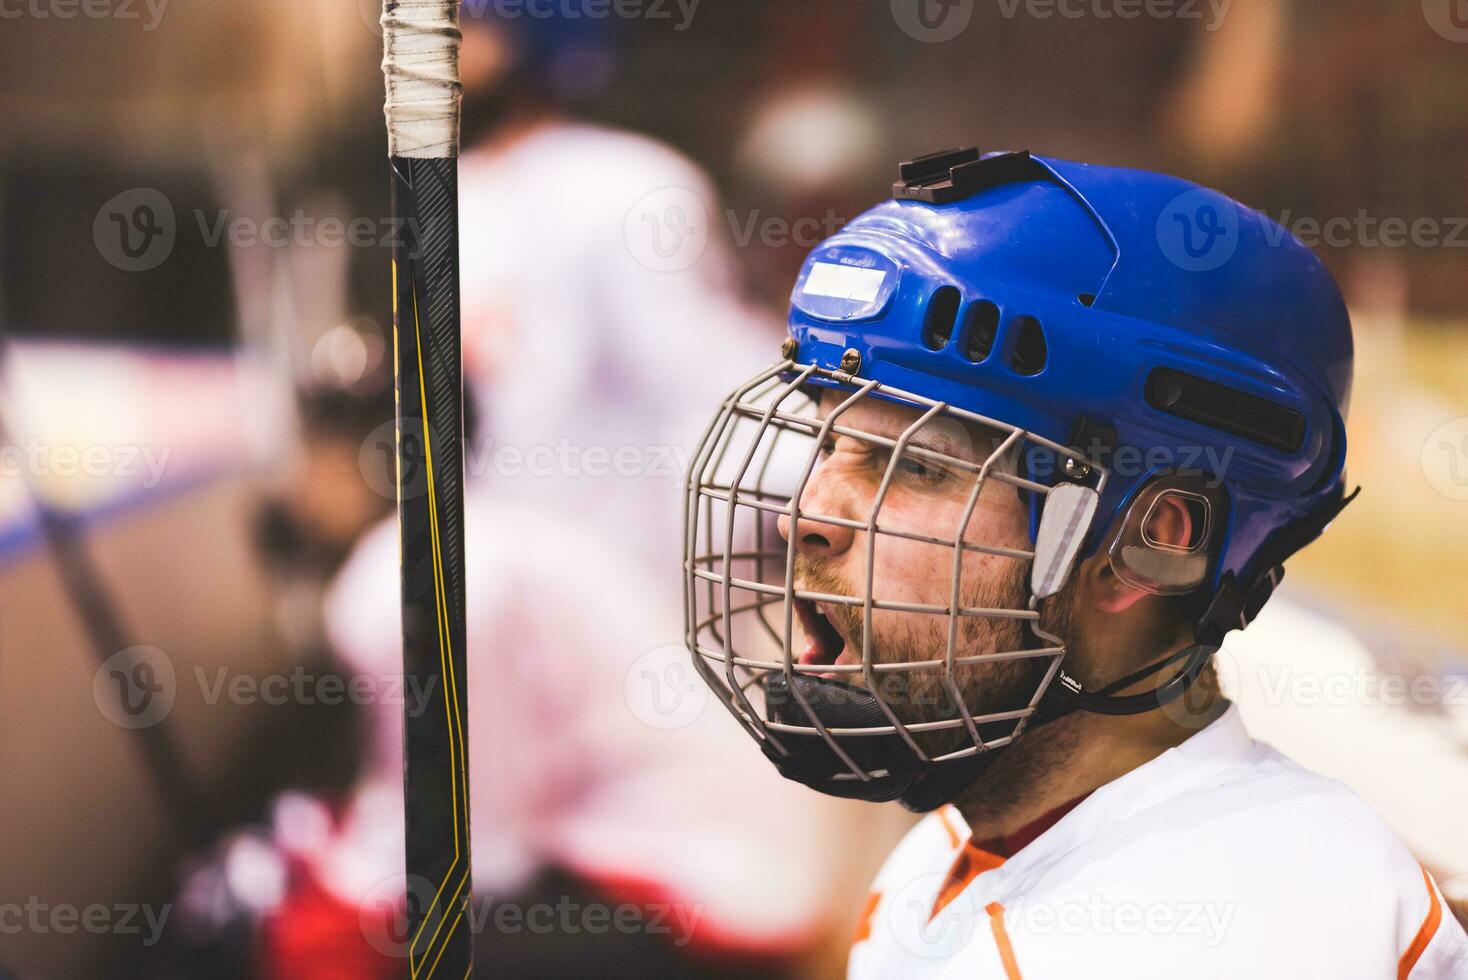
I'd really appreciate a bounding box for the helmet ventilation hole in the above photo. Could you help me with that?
[1077,293,1096,307]
[1009,316,1048,376]
[961,300,999,363]
[922,286,961,351]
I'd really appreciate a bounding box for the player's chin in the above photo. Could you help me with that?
[892,660,1026,728]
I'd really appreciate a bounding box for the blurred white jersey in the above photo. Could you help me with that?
[456,121,777,576]
[849,704,1468,979]
[1221,594,1468,883]
[321,492,866,948]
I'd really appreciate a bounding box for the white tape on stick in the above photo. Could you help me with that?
[382,0,462,159]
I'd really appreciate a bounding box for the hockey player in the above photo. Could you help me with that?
[682,147,1468,978]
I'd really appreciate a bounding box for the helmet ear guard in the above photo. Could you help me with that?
[1108,480,1218,597]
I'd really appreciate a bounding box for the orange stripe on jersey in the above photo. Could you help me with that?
[1398,865,1443,979]
[937,805,963,849]
[929,840,1006,922]
[852,891,881,945]
[986,902,1024,979]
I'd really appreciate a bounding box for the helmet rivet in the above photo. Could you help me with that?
[780,337,798,361]
[839,348,862,375]
[1063,457,1091,481]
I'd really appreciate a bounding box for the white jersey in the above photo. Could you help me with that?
[320,491,876,949]
[850,704,1468,979]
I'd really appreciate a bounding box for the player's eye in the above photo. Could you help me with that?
[897,454,953,487]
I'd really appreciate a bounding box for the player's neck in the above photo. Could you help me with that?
[952,680,1227,844]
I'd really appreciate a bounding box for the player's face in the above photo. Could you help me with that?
[776,391,1037,735]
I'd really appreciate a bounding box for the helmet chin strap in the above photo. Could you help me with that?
[1046,642,1218,717]
[759,637,1217,813]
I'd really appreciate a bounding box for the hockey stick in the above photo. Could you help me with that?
[382,2,473,976]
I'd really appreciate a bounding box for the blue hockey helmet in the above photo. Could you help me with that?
[682,148,1357,810]
[785,148,1355,640]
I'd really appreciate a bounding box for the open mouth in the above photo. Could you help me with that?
[794,597,849,667]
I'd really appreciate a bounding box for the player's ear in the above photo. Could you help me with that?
[1140,491,1195,552]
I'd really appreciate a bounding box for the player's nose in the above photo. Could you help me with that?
[777,467,857,559]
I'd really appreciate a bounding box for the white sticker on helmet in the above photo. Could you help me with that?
[802,262,887,303]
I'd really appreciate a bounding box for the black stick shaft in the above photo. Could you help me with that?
[391,155,473,979]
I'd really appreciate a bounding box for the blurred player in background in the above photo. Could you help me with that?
[253,3,887,977]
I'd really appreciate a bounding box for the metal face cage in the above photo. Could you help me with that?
[682,358,1110,785]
